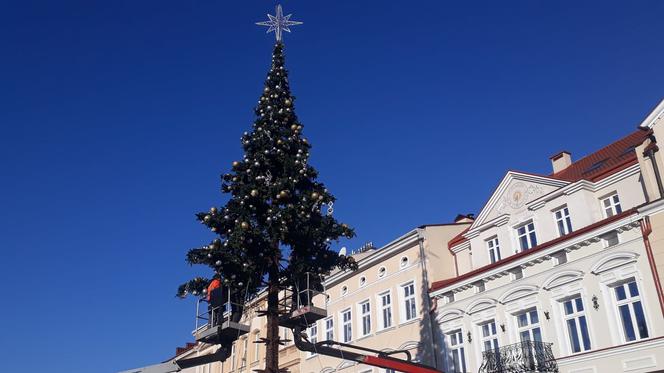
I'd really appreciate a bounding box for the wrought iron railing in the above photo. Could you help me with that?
[479,341,558,373]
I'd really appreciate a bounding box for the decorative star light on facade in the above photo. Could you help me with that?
[256,4,302,42]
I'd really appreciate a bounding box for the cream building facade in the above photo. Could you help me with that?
[430,99,664,373]
[298,222,470,373]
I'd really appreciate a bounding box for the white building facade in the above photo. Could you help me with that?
[430,100,664,373]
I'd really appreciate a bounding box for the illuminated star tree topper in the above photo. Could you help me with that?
[256,4,303,42]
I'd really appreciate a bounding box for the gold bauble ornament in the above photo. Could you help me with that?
[210,207,217,214]
[251,189,258,197]
[241,222,249,229]
[311,192,319,200]
[203,215,211,223]
[284,99,292,106]
[291,124,297,131]
[232,161,240,168]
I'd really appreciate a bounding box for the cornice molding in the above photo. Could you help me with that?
[430,214,642,297]
[324,229,421,286]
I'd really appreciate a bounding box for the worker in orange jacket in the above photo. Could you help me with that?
[207,278,222,326]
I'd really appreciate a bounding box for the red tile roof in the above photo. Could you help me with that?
[430,208,638,292]
[551,130,649,182]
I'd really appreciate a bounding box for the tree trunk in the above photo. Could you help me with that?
[264,262,280,373]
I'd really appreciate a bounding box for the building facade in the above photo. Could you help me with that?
[430,99,664,373]
[299,222,470,373]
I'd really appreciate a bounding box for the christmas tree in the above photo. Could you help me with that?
[177,28,357,372]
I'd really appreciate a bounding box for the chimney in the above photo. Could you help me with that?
[550,151,572,173]
[454,214,475,223]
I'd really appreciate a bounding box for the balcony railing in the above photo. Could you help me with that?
[479,341,558,373]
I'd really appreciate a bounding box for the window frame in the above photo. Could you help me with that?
[601,193,622,218]
[561,296,592,354]
[253,331,260,362]
[446,329,467,373]
[377,289,393,330]
[324,316,334,341]
[612,279,650,342]
[400,280,418,323]
[308,322,318,357]
[516,221,538,251]
[358,299,372,337]
[515,308,542,343]
[553,206,573,236]
[240,337,248,368]
[486,236,501,264]
[479,319,500,357]
[340,307,353,343]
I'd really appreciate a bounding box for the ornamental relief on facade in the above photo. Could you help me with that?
[496,182,545,215]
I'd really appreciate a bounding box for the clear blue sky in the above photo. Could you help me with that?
[0,1,662,372]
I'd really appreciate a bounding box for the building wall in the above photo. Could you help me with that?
[431,100,664,373]
[434,219,664,372]
[300,225,467,373]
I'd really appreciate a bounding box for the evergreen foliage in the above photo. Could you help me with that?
[177,42,357,301]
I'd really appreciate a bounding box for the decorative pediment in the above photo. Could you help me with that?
[542,270,584,290]
[470,172,569,231]
[591,252,639,274]
[498,285,539,304]
[465,298,498,314]
[436,308,465,323]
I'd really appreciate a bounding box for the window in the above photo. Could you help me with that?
[341,308,352,342]
[341,285,348,296]
[359,276,367,287]
[379,291,392,329]
[480,320,499,357]
[378,266,386,278]
[241,337,248,368]
[602,194,622,217]
[308,323,318,357]
[486,237,501,263]
[554,207,573,236]
[516,309,542,343]
[400,256,409,268]
[614,280,649,342]
[447,329,467,373]
[602,231,619,247]
[562,296,591,353]
[230,343,236,371]
[517,222,537,251]
[359,300,371,336]
[401,281,417,321]
[253,332,260,362]
[325,317,334,341]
